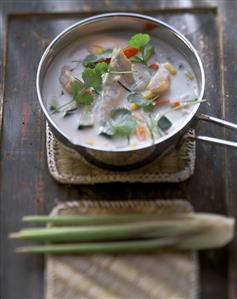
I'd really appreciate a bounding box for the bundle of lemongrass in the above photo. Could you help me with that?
[10,213,234,254]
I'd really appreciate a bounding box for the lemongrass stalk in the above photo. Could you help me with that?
[16,237,181,254]
[16,216,234,254]
[11,214,234,250]
[22,213,228,226]
[10,220,202,242]
[22,214,178,225]
[177,215,235,249]
[15,214,235,246]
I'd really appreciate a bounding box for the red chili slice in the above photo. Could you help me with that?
[95,48,139,64]
[123,47,140,58]
[149,63,159,71]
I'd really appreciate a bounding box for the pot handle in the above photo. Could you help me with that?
[185,114,237,148]
[197,114,237,130]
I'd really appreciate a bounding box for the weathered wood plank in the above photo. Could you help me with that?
[218,2,237,299]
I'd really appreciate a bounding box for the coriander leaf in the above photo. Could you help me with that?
[71,81,83,97]
[130,56,144,63]
[99,121,115,137]
[49,103,59,113]
[83,49,113,67]
[128,33,151,50]
[158,115,172,131]
[75,92,94,106]
[95,62,108,75]
[82,63,108,91]
[144,46,155,63]
[82,68,101,90]
[83,54,98,68]
[143,101,156,112]
[110,108,137,136]
[71,81,94,105]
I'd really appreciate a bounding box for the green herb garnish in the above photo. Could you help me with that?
[143,46,155,63]
[49,103,59,114]
[128,33,151,50]
[82,62,108,92]
[82,68,101,90]
[127,93,156,112]
[51,62,108,114]
[83,49,112,67]
[76,92,94,105]
[99,108,137,137]
[111,108,137,136]
[146,115,172,140]
[143,101,156,112]
[71,81,94,106]
[130,56,144,63]
[99,121,116,137]
[128,33,154,64]
[49,99,75,115]
[148,99,206,135]
[95,61,109,74]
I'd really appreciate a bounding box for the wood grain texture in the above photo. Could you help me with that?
[219,2,237,299]
[0,1,235,299]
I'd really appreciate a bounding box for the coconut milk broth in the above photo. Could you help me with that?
[42,32,199,150]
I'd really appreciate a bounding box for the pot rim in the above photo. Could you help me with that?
[36,12,205,153]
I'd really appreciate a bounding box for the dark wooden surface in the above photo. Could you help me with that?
[0,1,236,299]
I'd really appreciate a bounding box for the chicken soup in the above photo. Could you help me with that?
[43,32,201,150]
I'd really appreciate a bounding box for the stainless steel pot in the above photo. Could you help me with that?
[36,12,237,171]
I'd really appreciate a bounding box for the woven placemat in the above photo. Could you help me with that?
[45,200,199,299]
[46,123,196,184]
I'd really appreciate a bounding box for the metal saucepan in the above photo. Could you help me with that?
[36,12,237,171]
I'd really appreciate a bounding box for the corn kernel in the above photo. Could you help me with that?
[165,62,177,75]
[130,103,139,111]
[185,71,194,80]
[144,91,155,99]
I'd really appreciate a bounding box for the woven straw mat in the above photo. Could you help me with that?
[45,200,199,299]
[46,124,196,184]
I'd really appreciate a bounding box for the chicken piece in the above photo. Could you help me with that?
[131,63,151,91]
[59,66,83,94]
[99,74,126,120]
[144,64,170,99]
[109,48,134,86]
[99,48,133,120]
